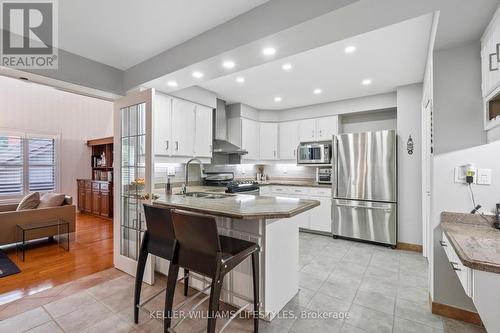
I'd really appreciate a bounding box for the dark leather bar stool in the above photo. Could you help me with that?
[165,210,260,333]
[134,204,190,324]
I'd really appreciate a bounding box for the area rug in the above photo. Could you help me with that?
[0,249,20,278]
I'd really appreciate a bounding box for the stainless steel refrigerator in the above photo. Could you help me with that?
[332,130,397,246]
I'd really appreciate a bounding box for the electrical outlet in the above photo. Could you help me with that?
[282,166,288,174]
[477,169,492,185]
[167,166,175,176]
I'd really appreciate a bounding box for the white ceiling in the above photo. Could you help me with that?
[197,13,433,110]
[58,0,269,70]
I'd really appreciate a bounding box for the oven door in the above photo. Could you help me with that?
[297,144,327,164]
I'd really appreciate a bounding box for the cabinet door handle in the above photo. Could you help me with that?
[312,130,315,137]
[497,43,500,63]
[450,262,461,271]
[490,53,498,71]
[439,240,447,247]
[293,149,296,157]
[319,130,322,137]
[165,140,169,151]
[273,150,276,157]
[175,141,179,151]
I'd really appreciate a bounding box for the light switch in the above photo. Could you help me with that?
[477,169,492,185]
[167,166,175,176]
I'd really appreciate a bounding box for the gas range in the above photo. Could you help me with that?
[203,172,260,193]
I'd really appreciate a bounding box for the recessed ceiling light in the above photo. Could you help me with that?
[223,61,235,69]
[262,47,276,56]
[345,45,356,54]
[282,63,292,71]
[313,88,322,95]
[192,71,204,79]
[274,96,282,102]
[167,80,178,87]
[236,77,245,83]
[362,79,372,85]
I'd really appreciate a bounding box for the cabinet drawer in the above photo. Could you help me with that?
[309,187,332,197]
[100,183,109,191]
[271,186,290,195]
[441,232,473,298]
[84,181,92,189]
[288,187,310,196]
[92,182,100,190]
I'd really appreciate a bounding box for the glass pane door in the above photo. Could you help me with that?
[120,103,146,261]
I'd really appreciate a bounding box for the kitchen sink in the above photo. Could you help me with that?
[177,192,232,199]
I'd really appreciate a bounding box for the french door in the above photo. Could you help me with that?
[421,99,433,258]
[113,89,155,284]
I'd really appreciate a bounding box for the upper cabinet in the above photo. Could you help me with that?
[194,105,213,158]
[241,118,260,160]
[154,93,212,159]
[279,121,299,160]
[299,116,338,142]
[481,7,500,98]
[259,122,278,160]
[171,98,196,156]
[153,93,172,156]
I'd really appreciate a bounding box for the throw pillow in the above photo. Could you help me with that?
[16,192,40,211]
[38,193,66,208]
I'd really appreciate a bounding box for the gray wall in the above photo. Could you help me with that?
[487,124,500,143]
[396,84,423,245]
[340,109,397,133]
[433,42,486,154]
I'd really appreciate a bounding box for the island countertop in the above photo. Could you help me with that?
[153,192,320,220]
[441,212,500,273]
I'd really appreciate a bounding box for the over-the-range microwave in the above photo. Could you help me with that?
[297,143,332,164]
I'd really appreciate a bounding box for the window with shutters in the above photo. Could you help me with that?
[0,130,58,201]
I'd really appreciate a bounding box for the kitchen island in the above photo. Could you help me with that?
[153,191,319,320]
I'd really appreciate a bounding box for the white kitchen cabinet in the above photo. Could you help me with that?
[481,7,500,98]
[298,116,338,143]
[316,116,339,141]
[269,185,332,234]
[299,119,316,142]
[153,93,172,156]
[308,197,331,233]
[171,98,196,156]
[194,105,213,158]
[279,121,299,160]
[260,122,278,160]
[241,118,260,160]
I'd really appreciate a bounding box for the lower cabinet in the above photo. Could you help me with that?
[77,179,113,218]
[263,185,332,234]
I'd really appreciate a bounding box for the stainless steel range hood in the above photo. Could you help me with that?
[211,99,247,164]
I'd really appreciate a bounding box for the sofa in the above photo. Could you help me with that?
[0,196,76,246]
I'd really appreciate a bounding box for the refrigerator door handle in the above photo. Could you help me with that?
[334,201,393,211]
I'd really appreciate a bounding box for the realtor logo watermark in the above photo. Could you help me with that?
[1,0,58,69]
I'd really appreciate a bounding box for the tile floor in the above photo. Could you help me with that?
[0,233,486,333]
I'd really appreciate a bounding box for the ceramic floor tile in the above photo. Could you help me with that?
[306,292,351,312]
[442,318,486,333]
[0,307,51,333]
[80,314,136,333]
[290,316,343,333]
[300,262,335,278]
[86,275,134,301]
[25,320,65,333]
[364,266,399,281]
[54,300,113,333]
[319,280,358,304]
[395,299,444,330]
[299,271,326,291]
[340,324,370,333]
[353,289,395,315]
[288,288,317,308]
[359,276,398,297]
[397,285,429,305]
[43,291,96,318]
[259,321,289,333]
[393,317,445,333]
[345,304,393,333]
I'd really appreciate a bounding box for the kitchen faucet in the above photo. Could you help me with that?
[181,158,205,194]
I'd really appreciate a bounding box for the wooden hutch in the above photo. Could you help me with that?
[77,137,113,218]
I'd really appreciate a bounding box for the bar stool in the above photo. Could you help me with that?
[165,210,260,333]
[134,204,190,324]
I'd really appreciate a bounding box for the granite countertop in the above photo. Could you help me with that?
[441,212,500,273]
[153,192,320,220]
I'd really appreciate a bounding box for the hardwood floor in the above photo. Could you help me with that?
[0,214,113,306]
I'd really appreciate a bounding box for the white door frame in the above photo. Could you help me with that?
[421,99,433,258]
[113,88,155,284]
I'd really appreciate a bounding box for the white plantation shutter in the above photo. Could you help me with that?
[0,135,24,195]
[0,131,58,199]
[28,137,56,192]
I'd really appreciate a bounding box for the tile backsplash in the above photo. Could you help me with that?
[154,163,316,187]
